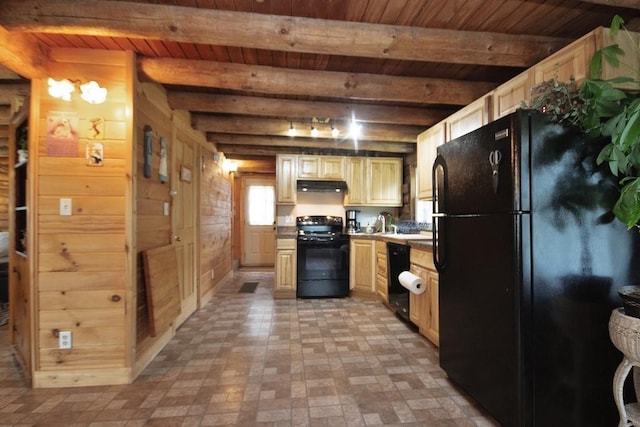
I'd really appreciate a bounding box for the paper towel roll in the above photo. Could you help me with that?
[398,271,426,295]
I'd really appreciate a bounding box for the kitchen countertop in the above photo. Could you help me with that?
[276,228,434,249]
[346,231,434,248]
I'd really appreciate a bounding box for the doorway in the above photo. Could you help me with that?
[241,176,276,267]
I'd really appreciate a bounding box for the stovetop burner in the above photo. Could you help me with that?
[296,215,345,240]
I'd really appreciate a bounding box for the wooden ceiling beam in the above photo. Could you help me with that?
[217,143,407,158]
[195,115,423,143]
[140,58,494,106]
[208,133,414,154]
[581,0,640,9]
[0,25,49,78]
[168,92,451,126]
[1,0,569,67]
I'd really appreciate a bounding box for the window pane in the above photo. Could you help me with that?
[248,185,274,225]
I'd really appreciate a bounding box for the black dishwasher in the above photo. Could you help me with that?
[387,242,410,322]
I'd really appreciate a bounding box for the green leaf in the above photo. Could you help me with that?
[589,50,603,79]
[613,177,640,229]
[611,15,624,35]
[602,44,624,67]
[619,110,640,150]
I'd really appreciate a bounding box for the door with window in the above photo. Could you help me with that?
[242,176,276,267]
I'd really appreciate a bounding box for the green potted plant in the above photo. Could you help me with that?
[526,15,640,232]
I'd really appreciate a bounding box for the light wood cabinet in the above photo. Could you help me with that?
[410,247,439,346]
[366,157,402,207]
[349,238,376,298]
[416,122,446,200]
[375,240,388,302]
[493,71,532,119]
[298,155,345,180]
[344,157,366,206]
[276,154,297,205]
[446,96,491,142]
[533,31,595,87]
[274,238,296,298]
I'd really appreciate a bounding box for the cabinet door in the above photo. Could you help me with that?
[417,122,446,200]
[493,71,532,119]
[409,263,428,329]
[344,157,366,206]
[533,32,595,86]
[375,241,388,301]
[320,156,345,179]
[276,155,297,205]
[366,158,402,207]
[297,156,320,179]
[349,239,375,294]
[447,96,491,141]
[425,269,439,346]
[275,238,296,298]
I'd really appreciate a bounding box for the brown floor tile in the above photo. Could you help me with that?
[0,270,499,426]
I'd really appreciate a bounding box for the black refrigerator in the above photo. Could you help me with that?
[432,109,640,427]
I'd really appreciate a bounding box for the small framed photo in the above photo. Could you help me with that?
[86,142,104,166]
[180,166,192,182]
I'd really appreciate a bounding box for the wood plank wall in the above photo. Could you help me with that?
[199,151,232,300]
[134,84,173,347]
[33,49,133,386]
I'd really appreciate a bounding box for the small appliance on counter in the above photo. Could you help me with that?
[345,209,360,233]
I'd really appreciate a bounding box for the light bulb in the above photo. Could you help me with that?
[288,122,297,136]
[331,125,339,138]
[311,126,319,137]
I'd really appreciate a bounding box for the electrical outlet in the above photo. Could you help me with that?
[59,331,72,349]
[59,198,72,216]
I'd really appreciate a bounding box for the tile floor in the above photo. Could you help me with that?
[0,271,499,426]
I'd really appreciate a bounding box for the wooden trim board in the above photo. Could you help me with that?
[142,244,181,337]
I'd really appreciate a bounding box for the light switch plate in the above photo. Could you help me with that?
[60,198,72,216]
[163,202,170,216]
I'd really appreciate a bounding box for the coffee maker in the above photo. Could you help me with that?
[345,210,360,233]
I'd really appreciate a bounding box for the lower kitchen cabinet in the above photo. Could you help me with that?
[375,241,388,302]
[350,238,376,298]
[410,247,439,346]
[275,238,296,298]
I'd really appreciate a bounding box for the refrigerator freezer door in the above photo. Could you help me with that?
[435,113,527,216]
[438,213,527,427]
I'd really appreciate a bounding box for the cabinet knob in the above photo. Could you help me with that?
[174,235,182,242]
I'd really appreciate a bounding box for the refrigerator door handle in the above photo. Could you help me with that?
[432,154,447,272]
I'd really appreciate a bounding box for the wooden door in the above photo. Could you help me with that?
[242,176,276,267]
[172,136,197,325]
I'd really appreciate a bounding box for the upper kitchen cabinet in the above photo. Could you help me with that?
[366,158,403,207]
[297,155,345,180]
[446,96,492,142]
[417,122,446,200]
[493,71,532,120]
[276,154,297,205]
[344,157,366,206]
[533,30,596,86]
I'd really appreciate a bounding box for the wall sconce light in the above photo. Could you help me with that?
[288,122,297,137]
[310,125,319,137]
[48,78,107,104]
[223,159,238,173]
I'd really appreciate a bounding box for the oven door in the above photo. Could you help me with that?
[296,237,350,298]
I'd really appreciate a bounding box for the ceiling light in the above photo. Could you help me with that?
[310,125,319,137]
[331,125,339,138]
[349,121,362,139]
[288,122,297,136]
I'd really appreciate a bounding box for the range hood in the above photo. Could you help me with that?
[297,179,348,193]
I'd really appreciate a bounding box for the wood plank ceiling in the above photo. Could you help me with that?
[1,0,639,163]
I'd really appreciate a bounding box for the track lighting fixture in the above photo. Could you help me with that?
[288,121,297,137]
